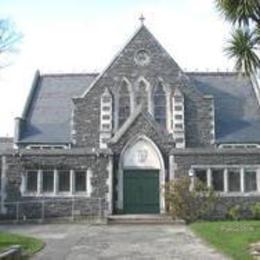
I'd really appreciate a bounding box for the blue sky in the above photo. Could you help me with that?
[0,0,232,136]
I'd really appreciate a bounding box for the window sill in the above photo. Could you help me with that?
[22,192,89,197]
[217,192,260,197]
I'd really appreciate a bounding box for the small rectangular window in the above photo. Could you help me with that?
[212,169,224,191]
[102,96,111,103]
[102,138,109,143]
[102,106,110,111]
[244,170,257,192]
[27,170,38,192]
[175,114,183,120]
[228,169,240,192]
[42,146,52,150]
[53,146,65,150]
[58,170,70,192]
[194,169,207,185]
[247,145,257,148]
[174,97,183,103]
[75,171,86,192]
[42,170,54,192]
[102,124,110,129]
[102,115,110,120]
[175,124,183,129]
[174,106,183,111]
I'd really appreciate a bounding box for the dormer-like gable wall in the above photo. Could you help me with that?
[72,25,215,148]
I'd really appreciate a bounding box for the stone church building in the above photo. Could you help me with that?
[1,23,260,219]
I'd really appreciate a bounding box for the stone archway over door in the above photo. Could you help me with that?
[118,136,165,214]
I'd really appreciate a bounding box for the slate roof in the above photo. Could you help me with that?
[188,72,260,143]
[19,73,98,143]
[17,71,260,145]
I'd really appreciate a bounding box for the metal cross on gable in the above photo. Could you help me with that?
[139,14,145,25]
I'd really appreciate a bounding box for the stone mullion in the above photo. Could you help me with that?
[1,156,7,213]
[37,169,43,195]
[207,168,212,188]
[21,172,26,195]
[224,168,228,192]
[240,168,245,193]
[54,169,58,195]
[70,170,75,195]
[87,168,92,196]
[257,168,260,192]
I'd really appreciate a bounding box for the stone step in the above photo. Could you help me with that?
[107,214,184,225]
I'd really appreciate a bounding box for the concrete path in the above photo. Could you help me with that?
[1,224,227,260]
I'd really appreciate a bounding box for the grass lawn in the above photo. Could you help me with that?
[191,221,260,260]
[0,231,44,257]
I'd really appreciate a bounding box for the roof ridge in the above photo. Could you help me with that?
[80,24,146,98]
[187,71,242,76]
[41,72,99,77]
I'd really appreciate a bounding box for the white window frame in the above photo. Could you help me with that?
[22,168,91,197]
[218,144,260,149]
[190,165,260,195]
[26,145,69,150]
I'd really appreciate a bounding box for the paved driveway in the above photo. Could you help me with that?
[1,224,227,260]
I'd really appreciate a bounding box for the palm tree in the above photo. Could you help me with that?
[216,0,260,75]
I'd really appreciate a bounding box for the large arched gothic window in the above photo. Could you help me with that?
[118,81,131,128]
[135,80,147,110]
[153,83,166,128]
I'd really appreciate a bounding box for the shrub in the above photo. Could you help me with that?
[227,205,241,220]
[250,203,260,220]
[165,176,217,224]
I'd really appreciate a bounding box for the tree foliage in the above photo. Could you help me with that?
[165,176,217,224]
[216,0,260,75]
[0,19,22,68]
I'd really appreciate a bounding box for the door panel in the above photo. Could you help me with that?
[124,170,160,214]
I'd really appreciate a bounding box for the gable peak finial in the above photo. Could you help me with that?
[139,14,145,25]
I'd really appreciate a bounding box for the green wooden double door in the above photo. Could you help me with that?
[123,169,160,214]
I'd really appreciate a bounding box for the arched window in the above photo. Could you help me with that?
[118,81,130,128]
[153,83,166,127]
[136,80,147,110]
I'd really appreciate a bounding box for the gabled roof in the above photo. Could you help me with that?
[110,105,172,144]
[189,72,260,143]
[81,24,185,98]
[18,73,98,144]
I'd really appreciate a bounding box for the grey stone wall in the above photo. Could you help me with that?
[172,149,260,219]
[210,196,260,220]
[172,149,260,178]
[109,113,174,156]
[1,151,110,218]
[73,26,214,149]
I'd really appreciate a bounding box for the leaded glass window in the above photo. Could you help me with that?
[75,171,86,192]
[153,83,166,127]
[212,169,224,191]
[136,81,147,109]
[194,169,207,185]
[228,169,240,192]
[58,170,70,192]
[42,170,54,193]
[26,170,38,192]
[244,170,257,192]
[118,81,130,127]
